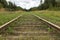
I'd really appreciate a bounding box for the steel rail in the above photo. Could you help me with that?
[33,14,60,31]
[0,15,23,32]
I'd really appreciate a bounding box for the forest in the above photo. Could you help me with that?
[0,0,60,11]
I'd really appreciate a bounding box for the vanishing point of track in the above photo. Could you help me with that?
[0,13,60,40]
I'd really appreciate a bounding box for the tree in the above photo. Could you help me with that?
[7,2,19,11]
[49,0,56,7]
[0,0,8,8]
[0,3,3,8]
[38,0,49,10]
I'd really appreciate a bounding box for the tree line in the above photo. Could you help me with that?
[0,0,22,11]
[0,0,60,11]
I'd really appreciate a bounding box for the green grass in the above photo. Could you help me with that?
[31,11,60,26]
[0,11,60,40]
[15,11,60,26]
[0,11,23,26]
[0,11,60,27]
[0,37,3,40]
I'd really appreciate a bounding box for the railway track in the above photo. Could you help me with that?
[0,13,60,40]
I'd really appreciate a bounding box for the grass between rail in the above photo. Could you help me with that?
[0,11,60,27]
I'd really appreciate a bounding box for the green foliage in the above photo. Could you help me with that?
[6,27,13,33]
[31,0,60,10]
[0,0,18,11]
[0,0,8,8]
[33,11,60,26]
[16,6,23,10]
[0,3,3,8]
[47,28,53,32]
[7,2,17,11]
[0,0,60,11]
[0,12,23,26]
[6,2,23,11]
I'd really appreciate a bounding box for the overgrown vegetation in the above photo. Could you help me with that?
[0,11,23,26]
[32,11,60,26]
[0,0,60,26]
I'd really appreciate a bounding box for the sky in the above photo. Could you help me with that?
[6,0,45,10]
